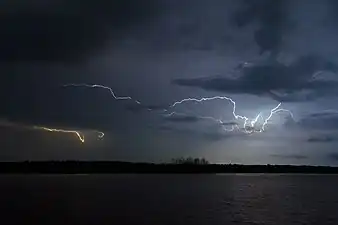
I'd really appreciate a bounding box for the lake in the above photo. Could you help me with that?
[0,174,338,225]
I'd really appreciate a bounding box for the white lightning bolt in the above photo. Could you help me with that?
[63,83,142,105]
[63,83,295,138]
[171,96,250,126]
[251,113,262,127]
[260,103,282,132]
[260,104,294,132]
[170,97,294,134]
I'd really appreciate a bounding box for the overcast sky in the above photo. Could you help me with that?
[2,0,338,165]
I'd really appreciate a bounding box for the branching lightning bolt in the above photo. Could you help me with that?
[170,96,294,134]
[171,96,254,132]
[62,83,295,141]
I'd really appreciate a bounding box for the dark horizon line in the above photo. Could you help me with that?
[0,160,336,168]
[0,161,338,174]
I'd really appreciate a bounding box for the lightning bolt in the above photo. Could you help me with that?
[170,96,261,133]
[33,126,105,143]
[171,96,250,126]
[33,126,85,143]
[170,97,294,133]
[63,83,295,138]
[251,113,262,127]
[63,83,142,105]
[260,103,282,131]
[260,103,294,132]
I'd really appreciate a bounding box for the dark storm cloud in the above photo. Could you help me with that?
[232,0,290,55]
[231,0,338,57]
[270,154,308,160]
[4,0,338,63]
[172,55,338,102]
[0,0,160,62]
[0,0,163,133]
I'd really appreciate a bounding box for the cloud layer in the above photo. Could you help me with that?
[172,55,338,102]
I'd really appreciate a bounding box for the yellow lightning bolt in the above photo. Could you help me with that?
[33,127,105,143]
[33,126,85,143]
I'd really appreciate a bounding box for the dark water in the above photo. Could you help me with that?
[1,174,338,225]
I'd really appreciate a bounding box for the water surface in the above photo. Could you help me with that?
[1,174,337,225]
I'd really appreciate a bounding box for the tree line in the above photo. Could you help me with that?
[171,157,209,165]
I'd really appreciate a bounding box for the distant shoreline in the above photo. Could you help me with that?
[0,161,338,174]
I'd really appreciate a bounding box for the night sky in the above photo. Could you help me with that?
[2,0,338,165]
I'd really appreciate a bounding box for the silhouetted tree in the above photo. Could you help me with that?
[171,157,209,165]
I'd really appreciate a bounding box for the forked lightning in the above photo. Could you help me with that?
[35,83,295,142]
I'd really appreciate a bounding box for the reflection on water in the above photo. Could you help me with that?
[0,174,338,225]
